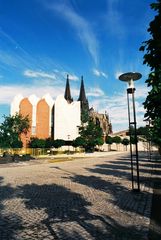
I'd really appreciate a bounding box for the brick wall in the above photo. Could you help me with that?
[19,98,32,147]
[36,99,50,139]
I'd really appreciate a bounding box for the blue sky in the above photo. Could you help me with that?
[0,0,155,131]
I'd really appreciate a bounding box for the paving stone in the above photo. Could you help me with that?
[0,152,160,239]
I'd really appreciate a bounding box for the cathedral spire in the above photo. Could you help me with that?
[78,76,89,123]
[64,74,73,103]
[78,76,87,102]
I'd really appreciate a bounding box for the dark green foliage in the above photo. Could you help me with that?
[122,138,129,151]
[106,136,113,145]
[11,139,23,148]
[0,114,30,148]
[150,118,161,146]
[76,119,103,152]
[29,138,65,149]
[112,136,121,144]
[96,138,104,146]
[52,139,65,148]
[130,136,138,145]
[137,126,148,136]
[112,136,121,150]
[106,135,113,151]
[137,126,152,142]
[72,137,85,148]
[122,138,129,146]
[140,0,161,149]
[128,126,151,140]
[29,138,46,148]
[81,104,89,123]
[45,138,53,148]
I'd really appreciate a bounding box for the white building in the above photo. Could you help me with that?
[10,75,81,142]
[54,95,81,140]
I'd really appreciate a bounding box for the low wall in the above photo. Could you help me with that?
[0,141,158,158]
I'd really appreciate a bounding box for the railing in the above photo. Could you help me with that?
[0,142,154,158]
[0,147,84,157]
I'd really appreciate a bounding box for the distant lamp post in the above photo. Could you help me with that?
[119,72,142,192]
[145,119,152,161]
[67,134,70,154]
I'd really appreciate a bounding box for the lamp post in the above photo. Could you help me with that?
[67,134,70,154]
[145,119,152,161]
[118,72,142,192]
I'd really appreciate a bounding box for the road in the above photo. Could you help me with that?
[0,152,158,240]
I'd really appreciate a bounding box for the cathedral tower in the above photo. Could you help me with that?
[78,76,89,123]
[64,74,73,103]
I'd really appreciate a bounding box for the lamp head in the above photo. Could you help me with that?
[118,72,142,90]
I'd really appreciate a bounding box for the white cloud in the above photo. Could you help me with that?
[92,68,108,78]
[101,72,108,78]
[62,72,79,81]
[24,69,56,79]
[89,99,128,132]
[105,0,126,39]
[68,74,79,81]
[0,85,61,105]
[0,82,81,106]
[93,69,101,76]
[135,84,149,99]
[89,90,146,132]
[48,2,99,65]
[87,87,105,97]
[24,69,79,83]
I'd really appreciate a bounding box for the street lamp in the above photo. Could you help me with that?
[119,72,142,192]
[145,119,152,161]
[67,134,70,154]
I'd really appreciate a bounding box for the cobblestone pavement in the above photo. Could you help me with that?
[0,151,160,240]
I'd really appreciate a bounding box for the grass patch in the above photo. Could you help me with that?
[48,157,74,163]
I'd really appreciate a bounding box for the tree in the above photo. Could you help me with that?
[130,136,138,145]
[0,114,30,148]
[136,126,152,142]
[52,139,65,149]
[112,136,121,150]
[81,107,89,124]
[78,119,103,152]
[72,137,85,148]
[140,0,161,152]
[122,138,129,151]
[106,136,113,151]
[29,138,46,148]
[137,126,149,136]
[45,138,53,148]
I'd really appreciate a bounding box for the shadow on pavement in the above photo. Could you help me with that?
[0,177,145,240]
[0,151,160,239]
[16,183,144,240]
[0,177,23,240]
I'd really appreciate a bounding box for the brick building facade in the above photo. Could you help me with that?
[11,76,112,146]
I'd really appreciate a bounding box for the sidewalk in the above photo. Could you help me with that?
[0,150,160,239]
[0,150,125,167]
[36,150,125,160]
